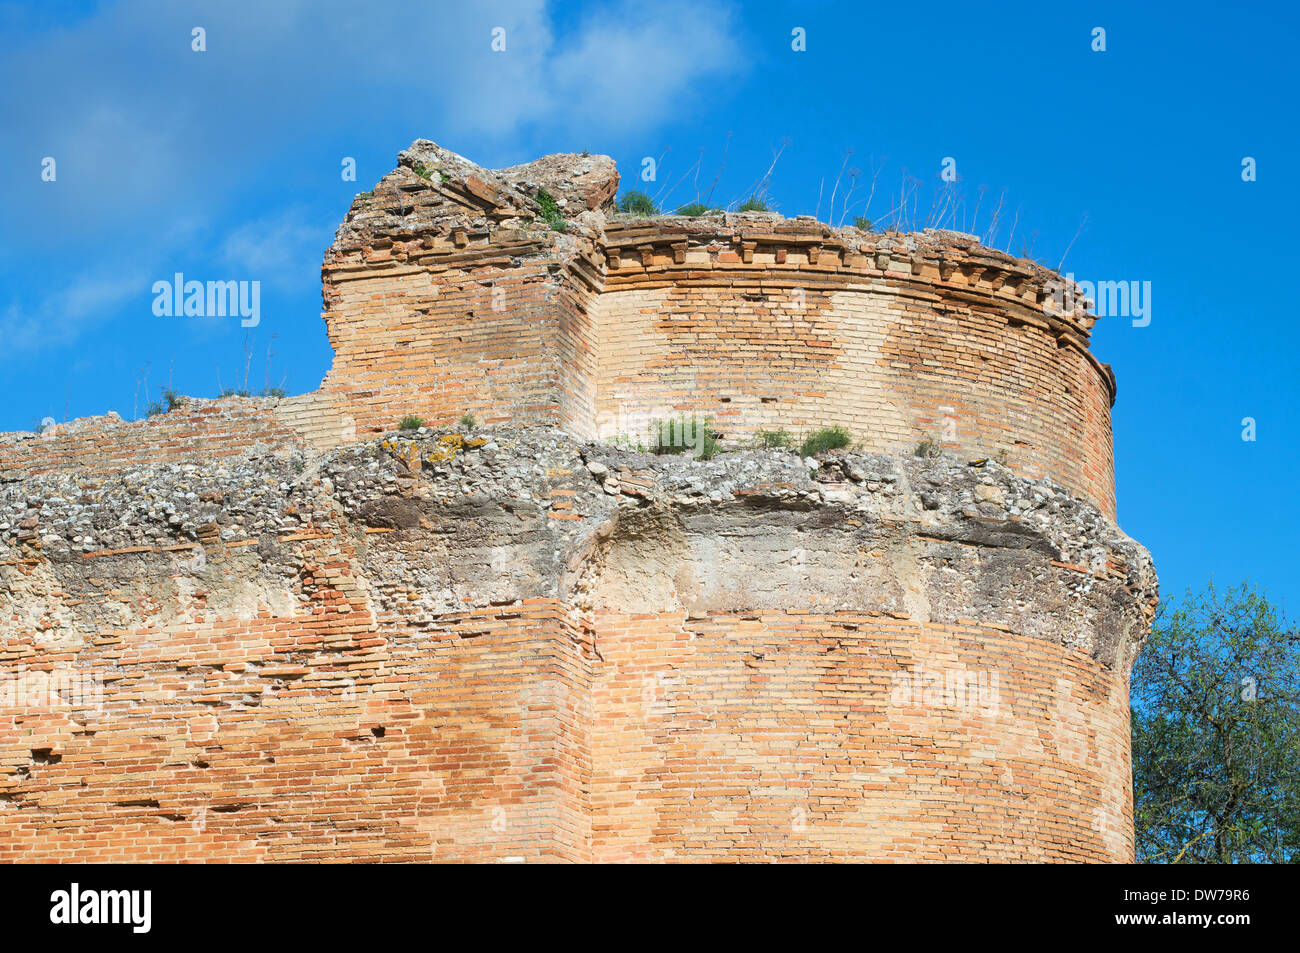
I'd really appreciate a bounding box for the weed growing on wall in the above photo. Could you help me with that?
[650,416,719,460]
[915,437,943,459]
[755,429,793,449]
[618,191,657,216]
[800,426,851,456]
[536,188,567,231]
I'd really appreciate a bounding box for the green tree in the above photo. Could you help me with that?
[1132,583,1300,863]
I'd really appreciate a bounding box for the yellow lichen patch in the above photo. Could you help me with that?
[399,443,421,471]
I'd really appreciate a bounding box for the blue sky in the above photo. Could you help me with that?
[2,0,1297,617]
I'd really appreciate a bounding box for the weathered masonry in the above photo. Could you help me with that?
[0,142,1155,862]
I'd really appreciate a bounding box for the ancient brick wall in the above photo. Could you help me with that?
[0,593,592,863]
[0,142,1152,863]
[594,220,1117,518]
[588,610,1132,862]
[0,143,1119,518]
[0,604,1132,862]
[290,149,1118,515]
[297,143,610,447]
[0,399,304,482]
[0,429,1154,862]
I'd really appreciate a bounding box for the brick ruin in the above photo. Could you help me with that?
[0,141,1156,862]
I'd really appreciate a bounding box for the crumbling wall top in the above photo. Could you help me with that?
[328,139,618,255]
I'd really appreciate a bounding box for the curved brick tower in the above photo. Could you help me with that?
[0,141,1156,862]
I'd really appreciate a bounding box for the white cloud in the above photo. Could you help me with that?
[548,1,741,133]
[3,270,147,353]
[1,0,744,225]
[221,211,332,287]
[0,0,746,354]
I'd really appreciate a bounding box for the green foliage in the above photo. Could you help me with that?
[413,164,450,186]
[610,433,647,453]
[853,216,874,231]
[218,386,282,399]
[800,426,851,457]
[398,415,425,431]
[755,429,793,449]
[535,187,567,232]
[147,388,187,417]
[618,191,657,216]
[1132,584,1300,863]
[458,413,477,429]
[914,437,942,459]
[738,195,770,213]
[650,416,719,460]
[675,202,722,217]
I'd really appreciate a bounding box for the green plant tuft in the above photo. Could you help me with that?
[535,187,567,232]
[675,202,722,217]
[618,191,657,216]
[800,426,851,457]
[738,195,770,213]
[755,429,793,449]
[458,413,477,429]
[147,388,187,416]
[399,415,425,431]
[914,437,943,459]
[650,416,720,460]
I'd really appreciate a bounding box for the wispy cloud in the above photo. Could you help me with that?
[547,1,741,132]
[0,0,746,356]
[1,0,744,236]
[220,210,332,288]
[3,270,147,353]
